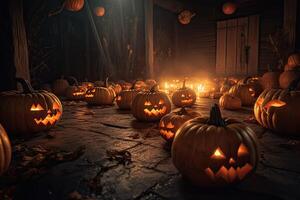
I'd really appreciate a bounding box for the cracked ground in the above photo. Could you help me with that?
[3,98,300,200]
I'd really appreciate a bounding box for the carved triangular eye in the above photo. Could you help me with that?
[159,99,164,105]
[238,143,249,157]
[160,121,165,127]
[144,101,152,106]
[166,122,175,129]
[211,147,226,159]
[181,94,185,97]
[30,104,44,111]
[264,100,286,109]
[53,102,60,110]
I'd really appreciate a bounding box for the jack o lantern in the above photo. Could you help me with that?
[229,78,256,106]
[116,82,139,110]
[94,6,105,17]
[65,0,84,12]
[65,77,86,100]
[254,78,300,135]
[172,104,258,187]
[172,80,196,107]
[222,2,237,15]
[132,85,171,121]
[0,124,11,175]
[0,78,63,135]
[52,76,69,97]
[178,10,196,25]
[81,80,94,91]
[159,107,200,142]
[85,78,115,105]
[219,93,242,110]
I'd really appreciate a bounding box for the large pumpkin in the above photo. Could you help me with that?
[229,79,256,106]
[0,78,63,135]
[132,85,171,121]
[85,79,115,105]
[219,93,242,110]
[172,104,258,187]
[0,124,12,175]
[65,77,86,100]
[52,76,69,96]
[65,0,84,12]
[116,82,139,110]
[159,107,200,142]
[254,78,300,135]
[279,70,300,89]
[261,71,280,90]
[172,80,196,107]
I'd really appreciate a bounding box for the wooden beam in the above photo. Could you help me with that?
[284,0,297,50]
[153,0,183,13]
[145,0,154,78]
[9,0,30,81]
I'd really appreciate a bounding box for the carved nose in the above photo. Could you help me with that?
[47,110,52,114]
[229,158,236,165]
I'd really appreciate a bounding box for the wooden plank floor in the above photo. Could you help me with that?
[3,98,300,200]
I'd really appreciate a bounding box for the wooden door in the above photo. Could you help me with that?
[216,15,259,76]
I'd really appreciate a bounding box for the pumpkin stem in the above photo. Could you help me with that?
[177,107,188,115]
[105,77,109,88]
[150,84,159,92]
[288,77,300,91]
[16,78,35,94]
[208,104,226,127]
[182,79,186,89]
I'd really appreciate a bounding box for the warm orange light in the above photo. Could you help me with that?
[237,143,249,156]
[211,147,226,159]
[30,104,44,111]
[256,98,264,106]
[166,122,175,129]
[144,101,152,106]
[264,100,286,109]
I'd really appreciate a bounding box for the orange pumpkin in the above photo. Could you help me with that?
[222,2,237,15]
[94,6,105,17]
[65,0,84,12]
[287,53,300,66]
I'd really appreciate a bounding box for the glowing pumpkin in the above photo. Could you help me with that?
[171,80,196,107]
[65,77,86,100]
[172,104,258,187]
[85,79,115,105]
[0,124,11,175]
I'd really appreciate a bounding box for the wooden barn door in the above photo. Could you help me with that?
[216,15,259,76]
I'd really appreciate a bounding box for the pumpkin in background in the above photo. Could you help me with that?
[40,84,52,92]
[52,76,69,96]
[222,2,237,15]
[287,53,300,66]
[178,10,196,25]
[116,82,139,110]
[65,77,86,100]
[109,82,122,95]
[81,80,94,91]
[159,107,200,142]
[254,78,300,135]
[220,78,233,94]
[65,0,84,12]
[145,79,157,90]
[94,6,105,17]
[219,93,241,110]
[172,104,258,187]
[261,70,280,90]
[132,85,171,121]
[279,70,300,89]
[243,77,263,97]
[284,64,300,71]
[94,80,104,87]
[0,124,11,175]
[0,78,63,135]
[171,80,196,107]
[134,80,148,91]
[119,81,132,90]
[85,79,115,105]
[228,79,256,106]
[209,92,223,99]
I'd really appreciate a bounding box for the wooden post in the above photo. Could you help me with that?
[9,0,30,81]
[284,0,297,50]
[145,0,154,78]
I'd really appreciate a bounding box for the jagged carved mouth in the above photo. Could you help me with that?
[73,92,85,96]
[205,164,253,183]
[85,94,94,98]
[159,129,174,139]
[144,106,167,116]
[34,111,61,125]
[181,99,193,104]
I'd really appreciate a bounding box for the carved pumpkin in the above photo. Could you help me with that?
[261,71,280,90]
[279,70,300,89]
[65,77,86,100]
[172,104,258,187]
[240,77,263,97]
[52,76,69,96]
[94,6,105,17]
[116,82,139,110]
[159,107,200,142]
[0,78,63,135]
[172,80,196,107]
[254,78,300,135]
[222,2,237,15]
[287,53,300,66]
[85,79,115,105]
[132,85,171,121]
[65,0,84,12]
[229,79,256,106]
[81,80,94,91]
[219,93,242,110]
[0,124,11,175]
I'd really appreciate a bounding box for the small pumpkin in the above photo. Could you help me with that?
[172,104,258,187]
[132,85,171,121]
[287,53,300,66]
[172,80,196,107]
[159,107,200,142]
[254,78,300,135]
[110,82,122,95]
[0,78,63,135]
[52,76,69,96]
[116,82,139,110]
[65,0,84,12]
[229,79,256,106]
[261,70,280,90]
[279,70,300,89]
[219,93,242,110]
[94,6,105,17]
[65,77,86,100]
[0,124,11,175]
[85,78,115,105]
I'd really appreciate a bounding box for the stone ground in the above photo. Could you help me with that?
[3,98,300,200]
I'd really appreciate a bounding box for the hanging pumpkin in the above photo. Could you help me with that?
[65,77,86,100]
[94,6,105,17]
[85,78,115,105]
[132,85,171,121]
[159,107,200,142]
[178,10,196,25]
[172,104,258,187]
[116,82,139,110]
[261,70,280,90]
[52,76,69,97]
[219,93,242,110]
[287,53,300,66]
[172,80,196,107]
[228,79,256,106]
[279,70,300,89]
[0,78,63,135]
[254,78,300,135]
[0,124,11,175]
[222,2,237,15]
[65,0,84,12]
